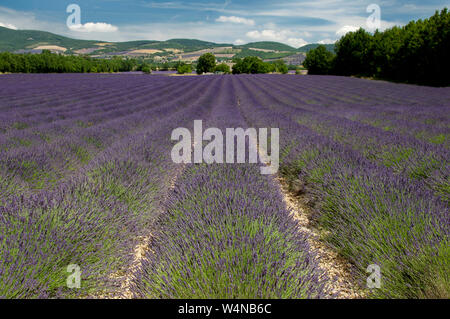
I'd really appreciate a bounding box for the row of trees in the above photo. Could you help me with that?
[177,63,192,74]
[232,56,288,74]
[233,56,288,74]
[195,53,289,75]
[175,54,230,74]
[304,8,449,86]
[0,50,138,73]
[0,49,289,76]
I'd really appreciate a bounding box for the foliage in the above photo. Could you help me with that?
[140,63,152,74]
[196,53,216,74]
[303,45,336,75]
[232,56,272,74]
[177,62,192,74]
[214,63,231,74]
[303,8,450,86]
[270,59,289,74]
[334,28,374,76]
[298,43,335,53]
[0,50,137,73]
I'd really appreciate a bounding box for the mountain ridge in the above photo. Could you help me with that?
[0,26,334,62]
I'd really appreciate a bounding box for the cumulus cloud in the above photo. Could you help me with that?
[216,16,255,26]
[234,39,246,45]
[335,25,360,36]
[318,39,336,44]
[68,22,118,33]
[0,21,17,30]
[246,29,308,48]
[286,38,308,48]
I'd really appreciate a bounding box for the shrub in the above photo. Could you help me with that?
[271,60,288,74]
[177,63,192,74]
[214,63,231,74]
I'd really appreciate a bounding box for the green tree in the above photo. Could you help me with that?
[0,50,141,74]
[196,53,216,74]
[334,28,373,76]
[303,45,335,75]
[271,59,288,74]
[141,63,152,74]
[177,63,192,74]
[232,56,272,74]
[214,63,231,74]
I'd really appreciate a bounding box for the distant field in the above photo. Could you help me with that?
[0,74,448,299]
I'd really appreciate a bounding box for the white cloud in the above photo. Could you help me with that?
[234,39,246,45]
[318,39,336,44]
[0,21,17,30]
[0,3,409,44]
[299,31,312,38]
[286,38,308,48]
[68,22,118,33]
[246,29,308,48]
[216,16,255,26]
[335,25,359,36]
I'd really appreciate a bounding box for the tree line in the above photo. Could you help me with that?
[194,53,288,75]
[0,49,289,75]
[304,8,449,86]
[0,50,138,73]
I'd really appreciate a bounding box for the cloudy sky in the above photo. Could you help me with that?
[0,0,448,47]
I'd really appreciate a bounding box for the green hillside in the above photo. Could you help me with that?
[0,26,334,61]
[0,26,100,52]
[298,43,335,53]
[239,41,297,52]
[0,27,230,54]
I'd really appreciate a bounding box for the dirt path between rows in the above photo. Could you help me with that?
[241,96,363,298]
[91,163,185,299]
[246,120,362,297]
[274,176,364,298]
[117,165,184,299]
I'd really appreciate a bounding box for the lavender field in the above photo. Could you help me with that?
[0,73,448,299]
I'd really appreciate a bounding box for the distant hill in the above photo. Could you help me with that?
[298,43,335,53]
[238,41,297,52]
[0,26,332,63]
[0,27,229,54]
[0,27,99,52]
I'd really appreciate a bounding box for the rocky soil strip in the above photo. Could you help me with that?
[248,114,363,299]
[275,176,364,298]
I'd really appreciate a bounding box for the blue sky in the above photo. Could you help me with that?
[0,1,448,47]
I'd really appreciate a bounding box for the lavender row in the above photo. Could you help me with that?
[0,76,219,298]
[0,75,195,133]
[234,75,449,298]
[0,76,215,202]
[132,76,330,298]
[253,75,450,147]
[239,75,449,202]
